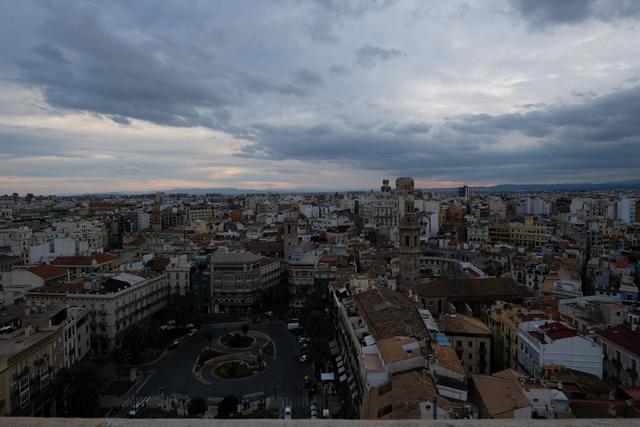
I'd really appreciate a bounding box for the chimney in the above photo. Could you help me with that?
[24,325,33,337]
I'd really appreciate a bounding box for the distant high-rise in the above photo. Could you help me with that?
[399,197,420,291]
[458,185,470,199]
[380,179,391,193]
[396,177,415,193]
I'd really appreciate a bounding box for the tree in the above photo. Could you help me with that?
[53,362,106,417]
[241,323,249,336]
[216,394,239,419]
[206,332,214,351]
[188,396,208,416]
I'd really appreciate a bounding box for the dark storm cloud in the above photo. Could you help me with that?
[9,3,327,132]
[512,0,640,28]
[356,45,405,68]
[240,86,640,181]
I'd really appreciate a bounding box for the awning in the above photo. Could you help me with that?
[336,355,343,362]
[329,340,338,349]
[351,391,358,399]
[339,374,347,382]
[338,366,345,374]
[337,360,344,368]
[321,373,335,381]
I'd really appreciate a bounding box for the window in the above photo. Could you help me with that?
[468,341,473,348]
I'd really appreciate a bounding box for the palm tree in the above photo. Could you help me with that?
[206,332,214,351]
[53,362,106,417]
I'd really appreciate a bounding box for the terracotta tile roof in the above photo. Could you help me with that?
[353,288,428,340]
[597,324,640,356]
[539,321,578,340]
[26,265,68,281]
[144,257,170,272]
[377,336,421,363]
[472,374,530,418]
[414,277,534,300]
[433,344,465,376]
[51,253,118,266]
[437,314,492,335]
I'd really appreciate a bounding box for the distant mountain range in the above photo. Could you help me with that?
[426,179,640,193]
[70,179,640,196]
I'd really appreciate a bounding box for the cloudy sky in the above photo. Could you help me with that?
[1,0,639,194]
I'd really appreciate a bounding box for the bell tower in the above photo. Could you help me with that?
[399,197,420,291]
[283,210,299,260]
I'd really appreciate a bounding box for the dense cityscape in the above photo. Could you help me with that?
[0,181,638,420]
[1,0,640,424]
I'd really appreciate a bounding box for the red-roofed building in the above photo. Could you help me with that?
[26,265,69,283]
[51,253,118,275]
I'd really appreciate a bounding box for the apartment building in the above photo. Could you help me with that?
[187,205,215,224]
[287,249,317,313]
[51,219,106,253]
[438,314,491,376]
[0,323,64,416]
[485,302,549,371]
[166,255,192,296]
[488,217,548,247]
[595,324,640,386]
[50,253,118,276]
[210,251,282,315]
[25,305,91,369]
[25,272,166,354]
[517,320,603,379]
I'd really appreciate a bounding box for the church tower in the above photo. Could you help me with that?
[283,210,299,260]
[399,197,421,291]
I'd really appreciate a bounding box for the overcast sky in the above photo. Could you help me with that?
[1,0,639,194]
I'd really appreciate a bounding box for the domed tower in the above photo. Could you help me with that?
[399,197,420,291]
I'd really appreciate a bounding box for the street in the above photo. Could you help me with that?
[126,320,314,418]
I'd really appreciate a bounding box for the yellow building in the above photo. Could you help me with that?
[485,302,547,371]
[0,324,63,416]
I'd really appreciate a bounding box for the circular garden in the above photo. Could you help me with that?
[220,332,255,349]
[213,360,265,379]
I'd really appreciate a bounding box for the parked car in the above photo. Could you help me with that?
[264,311,274,317]
[298,336,311,344]
[169,339,179,349]
[300,342,312,351]
[310,404,319,419]
[299,354,309,363]
[188,328,198,336]
[283,406,292,419]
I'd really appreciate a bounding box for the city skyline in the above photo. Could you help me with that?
[2,0,640,194]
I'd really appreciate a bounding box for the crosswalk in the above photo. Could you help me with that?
[207,321,245,329]
[122,395,151,410]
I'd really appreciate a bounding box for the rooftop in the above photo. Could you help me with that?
[437,314,492,335]
[26,265,68,281]
[414,278,533,300]
[211,251,262,264]
[51,253,118,266]
[597,324,640,356]
[353,288,428,340]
